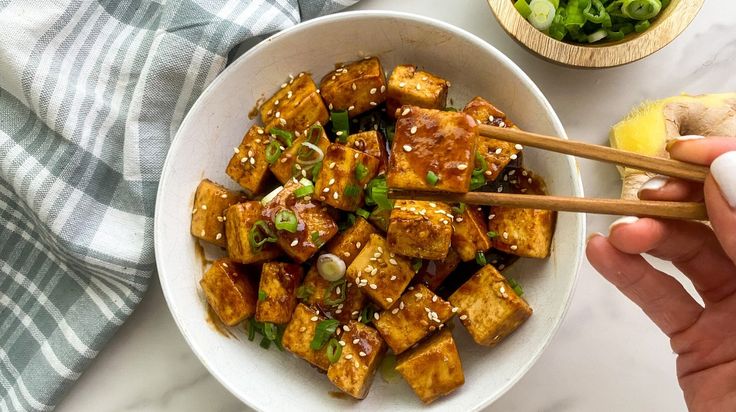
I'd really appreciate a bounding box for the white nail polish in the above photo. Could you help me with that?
[609,216,639,232]
[674,135,705,142]
[711,151,736,208]
[586,232,604,242]
[638,176,669,196]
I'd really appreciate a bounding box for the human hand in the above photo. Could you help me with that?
[587,137,736,411]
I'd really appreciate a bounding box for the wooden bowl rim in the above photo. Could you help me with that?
[487,0,704,68]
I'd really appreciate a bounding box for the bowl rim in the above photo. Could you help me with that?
[487,0,705,68]
[154,9,585,411]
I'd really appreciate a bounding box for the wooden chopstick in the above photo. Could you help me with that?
[389,190,708,221]
[478,125,709,183]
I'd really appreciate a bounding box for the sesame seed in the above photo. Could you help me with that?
[322,187,330,193]
[503,231,509,239]
[354,361,360,368]
[356,242,361,249]
[343,252,350,258]
[298,326,306,332]
[343,325,350,332]
[348,105,355,111]
[215,233,222,240]
[216,216,224,222]
[432,295,438,302]
[515,144,523,150]
[275,111,281,118]
[280,83,287,88]
[386,297,393,303]
[402,145,412,152]
[200,229,205,237]
[391,308,399,314]
[401,108,411,116]
[399,82,406,88]
[257,128,264,135]
[287,91,293,98]
[310,316,319,321]
[416,84,421,90]
[457,163,468,170]
[329,103,333,110]
[329,162,336,169]
[339,340,346,347]
[499,121,506,127]
[359,351,367,357]
[410,126,417,135]
[421,76,428,81]
[369,284,377,289]
[414,293,423,299]
[495,148,503,155]
[200,204,207,210]
[380,85,386,93]
[370,88,377,94]
[459,314,468,320]
[370,101,377,106]
[351,83,357,90]
[240,157,248,164]
[389,258,397,265]
[374,312,380,320]
[390,275,397,281]
[336,131,343,136]
[345,354,353,360]
[191,208,197,214]
[333,191,339,200]
[510,154,518,160]
[456,217,464,222]
[429,202,436,207]
[497,186,503,192]
[510,245,518,250]
[452,307,459,313]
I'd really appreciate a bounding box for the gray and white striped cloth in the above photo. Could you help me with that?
[0,1,357,410]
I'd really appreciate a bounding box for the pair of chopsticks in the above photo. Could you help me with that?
[389,125,709,221]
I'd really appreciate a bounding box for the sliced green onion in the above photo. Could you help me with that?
[475,251,487,266]
[299,177,314,187]
[311,231,324,248]
[355,162,369,182]
[248,220,277,250]
[263,322,277,340]
[584,0,611,26]
[565,0,588,29]
[471,152,488,190]
[296,285,313,300]
[355,208,371,219]
[452,203,466,215]
[509,278,525,296]
[310,319,339,350]
[260,186,283,206]
[587,29,608,43]
[259,336,272,349]
[366,177,392,210]
[294,185,314,198]
[528,0,556,31]
[247,318,257,341]
[258,290,267,301]
[308,123,324,143]
[634,19,650,33]
[296,141,324,166]
[269,127,293,147]
[359,305,376,324]
[444,107,458,112]
[265,140,282,164]
[317,254,346,282]
[487,231,498,239]
[621,0,661,20]
[426,171,439,186]
[310,161,323,180]
[379,354,400,383]
[411,258,422,273]
[339,213,357,232]
[514,0,532,18]
[548,8,568,41]
[273,209,298,233]
[344,183,361,198]
[326,338,342,363]
[331,110,350,142]
[324,278,347,306]
[606,29,626,41]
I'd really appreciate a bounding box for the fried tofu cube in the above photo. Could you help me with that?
[395,329,465,404]
[282,303,331,370]
[255,262,304,324]
[345,130,389,173]
[191,179,247,247]
[463,96,520,182]
[345,234,414,310]
[225,202,282,264]
[262,180,339,262]
[489,207,554,259]
[260,72,328,132]
[200,258,257,326]
[386,65,449,115]
[414,248,461,291]
[452,204,493,262]
[319,57,387,117]
[269,125,331,184]
[387,106,477,193]
[449,265,532,346]
[325,217,380,266]
[225,125,272,195]
[314,144,380,211]
[387,200,453,260]
[327,321,387,399]
[300,265,367,323]
[373,284,454,354]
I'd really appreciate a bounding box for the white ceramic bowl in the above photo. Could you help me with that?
[155,11,584,411]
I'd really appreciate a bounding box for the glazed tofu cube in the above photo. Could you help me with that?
[386,65,449,115]
[368,207,391,233]
[282,303,331,370]
[300,265,367,323]
[345,234,414,310]
[261,180,339,262]
[225,202,282,264]
[260,72,328,132]
[314,144,380,211]
[395,329,464,404]
[452,204,493,262]
[489,206,555,259]
[325,217,380,266]
[373,284,454,354]
[327,321,387,399]
[463,96,520,182]
[225,125,272,195]
[199,258,257,326]
[449,265,532,346]
[255,262,304,324]
[319,57,387,117]
[387,106,477,193]
[269,125,331,184]
[413,248,461,291]
[345,130,389,173]
[191,179,247,247]
[387,200,453,260]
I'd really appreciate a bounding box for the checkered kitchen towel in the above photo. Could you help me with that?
[0,1,358,410]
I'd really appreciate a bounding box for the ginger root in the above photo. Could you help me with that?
[610,93,736,199]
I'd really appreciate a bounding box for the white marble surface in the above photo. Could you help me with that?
[56,1,736,411]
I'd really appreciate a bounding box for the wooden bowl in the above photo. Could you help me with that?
[488,0,704,68]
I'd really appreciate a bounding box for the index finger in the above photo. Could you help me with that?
[667,136,736,165]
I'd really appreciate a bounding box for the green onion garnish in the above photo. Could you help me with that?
[475,251,487,266]
[355,162,369,182]
[258,290,267,301]
[487,231,498,239]
[621,0,661,20]
[326,338,342,363]
[323,278,347,306]
[330,110,350,142]
[514,0,532,18]
[248,220,277,250]
[269,127,293,147]
[411,258,422,273]
[355,208,371,219]
[365,177,392,210]
[509,278,525,296]
[263,322,277,340]
[528,0,556,30]
[265,140,282,164]
[296,285,313,300]
[359,305,376,324]
[260,336,272,349]
[273,209,298,233]
[310,319,339,350]
[294,185,314,198]
[470,151,488,190]
[247,318,257,341]
[426,171,439,186]
[344,183,361,198]
[452,203,466,215]
[634,19,650,33]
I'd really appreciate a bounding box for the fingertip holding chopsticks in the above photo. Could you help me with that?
[388,125,709,221]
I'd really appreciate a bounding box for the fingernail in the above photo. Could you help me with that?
[586,232,604,242]
[711,151,736,208]
[666,134,704,150]
[609,216,639,232]
[637,176,669,197]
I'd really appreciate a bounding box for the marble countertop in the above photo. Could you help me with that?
[56,1,736,411]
